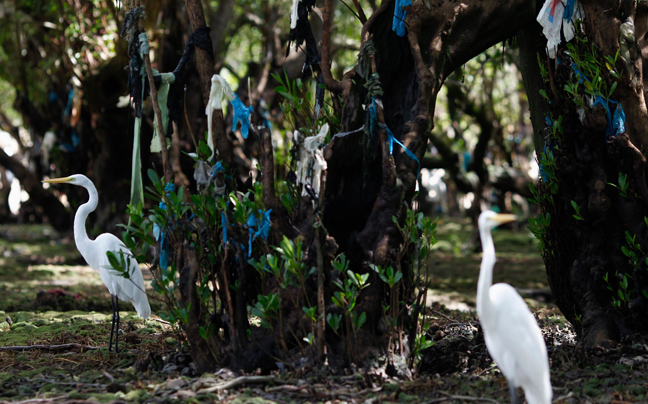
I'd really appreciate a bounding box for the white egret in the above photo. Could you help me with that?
[477,210,552,404]
[44,174,150,352]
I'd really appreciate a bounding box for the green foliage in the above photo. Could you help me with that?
[251,293,280,329]
[331,253,370,358]
[376,265,403,289]
[563,27,621,111]
[273,70,336,135]
[528,212,551,254]
[537,150,558,192]
[570,200,584,221]
[105,250,133,280]
[122,167,272,339]
[606,224,648,308]
[528,178,553,255]
[604,271,633,309]
[622,230,644,268]
[392,207,438,366]
[411,313,434,368]
[528,148,558,257]
[608,172,632,199]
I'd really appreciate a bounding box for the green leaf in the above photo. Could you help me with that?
[570,200,579,213]
[608,81,618,97]
[147,169,160,186]
[621,246,630,258]
[393,271,403,285]
[354,311,367,330]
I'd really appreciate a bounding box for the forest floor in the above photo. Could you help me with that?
[0,218,647,403]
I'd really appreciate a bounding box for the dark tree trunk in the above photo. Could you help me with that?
[519,0,648,347]
[320,0,537,363]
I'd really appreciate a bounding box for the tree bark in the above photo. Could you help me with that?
[519,0,648,347]
[185,0,232,166]
[324,0,536,298]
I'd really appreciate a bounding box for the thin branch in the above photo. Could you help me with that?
[351,0,367,23]
[338,0,361,21]
[321,0,349,95]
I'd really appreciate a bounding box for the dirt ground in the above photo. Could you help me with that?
[1,220,647,403]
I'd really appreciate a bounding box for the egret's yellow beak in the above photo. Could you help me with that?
[43,176,74,184]
[492,213,516,224]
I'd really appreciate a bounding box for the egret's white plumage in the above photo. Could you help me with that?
[44,174,150,350]
[477,210,552,404]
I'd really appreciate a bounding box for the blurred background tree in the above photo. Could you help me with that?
[0,1,532,233]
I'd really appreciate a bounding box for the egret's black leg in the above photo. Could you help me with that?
[114,297,120,353]
[108,295,115,352]
[509,384,518,404]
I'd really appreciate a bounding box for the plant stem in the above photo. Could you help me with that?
[143,53,174,184]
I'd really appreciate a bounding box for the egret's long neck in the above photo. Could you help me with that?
[74,184,98,258]
[477,226,496,316]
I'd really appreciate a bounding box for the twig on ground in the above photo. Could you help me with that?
[103,371,115,383]
[195,375,281,393]
[445,321,480,328]
[424,392,501,403]
[475,364,498,377]
[431,310,459,323]
[39,375,104,389]
[151,318,171,325]
[8,396,70,404]
[0,343,100,352]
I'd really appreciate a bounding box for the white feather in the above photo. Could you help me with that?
[477,210,552,404]
[47,174,151,319]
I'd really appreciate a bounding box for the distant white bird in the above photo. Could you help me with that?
[477,210,552,404]
[44,174,150,352]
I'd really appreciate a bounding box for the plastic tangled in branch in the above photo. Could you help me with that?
[247,209,272,256]
[368,98,420,178]
[392,0,412,37]
[536,0,582,59]
[287,0,320,78]
[295,124,329,199]
[152,183,175,270]
[231,94,254,139]
[570,64,626,138]
[206,75,236,159]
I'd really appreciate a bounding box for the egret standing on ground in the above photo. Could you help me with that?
[44,174,150,352]
[477,210,552,404]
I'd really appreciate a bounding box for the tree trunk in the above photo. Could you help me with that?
[320,0,537,362]
[520,0,648,347]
